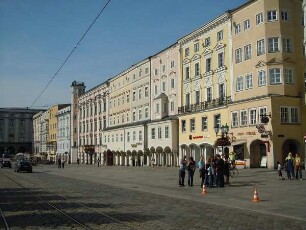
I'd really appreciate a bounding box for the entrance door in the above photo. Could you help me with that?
[250,140,266,168]
[107,151,113,166]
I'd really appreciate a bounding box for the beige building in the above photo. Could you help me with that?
[228,0,305,168]
[177,12,232,163]
[147,43,181,167]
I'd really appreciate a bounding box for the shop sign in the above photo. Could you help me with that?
[189,135,210,140]
[237,131,256,136]
[193,135,203,139]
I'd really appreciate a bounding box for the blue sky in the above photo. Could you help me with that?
[0,0,247,108]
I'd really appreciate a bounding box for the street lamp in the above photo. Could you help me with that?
[214,123,232,156]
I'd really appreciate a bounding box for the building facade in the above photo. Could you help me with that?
[56,105,71,163]
[0,108,42,155]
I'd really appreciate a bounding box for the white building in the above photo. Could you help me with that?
[56,105,71,163]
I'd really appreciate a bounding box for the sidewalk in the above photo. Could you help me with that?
[38,164,306,221]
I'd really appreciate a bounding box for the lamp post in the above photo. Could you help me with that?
[214,123,232,157]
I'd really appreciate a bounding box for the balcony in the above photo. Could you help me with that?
[178,96,231,114]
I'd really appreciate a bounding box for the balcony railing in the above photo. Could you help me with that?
[178,96,231,114]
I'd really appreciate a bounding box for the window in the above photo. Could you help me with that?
[259,107,267,121]
[217,30,223,41]
[280,107,299,123]
[181,120,186,132]
[281,11,288,21]
[235,24,241,34]
[165,126,169,138]
[267,10,277,21]
[138,109,142,120]
[133,73,136,80]
[282,38,292,53]
[268,37,279,52]
[139,131,142,141]
[249,109,257,125]
[145,107,149,118]
[206,87,212,101]
[126,113,129,122]
[133,91,136,101]
[244,19,250,30]
[171,78,175,88]
[256,13,263,25]
[154,69,158,76]
[214,114,221,129]
[156,103,160,114]
[232,112,239,127]
[236,76,244,91]
[170,61,175,68]
[162,81,166,92]
[133,111,136,121]
[219,83,225,99]
[126,94,130,103]
[185,47,190,57]
[145,86,149,97]
[158,127,162,139]
[185,93,190,106]
[195,63,200,76]
[218,52,224,68]
[190,118,195,132]
[127,132,130,142]
[258,70,266,86]
[162,65,166,73]
[170,101,174,112]
[205,37,211,46]
[269,68,281,84]
[240,110,247,126]
[154,85,158,95]
[206,58,211,72]
[139,69,142,77]
[257,39,265,56]
[235,48,242,63]
[145,67,149,74]
[195,91,200,104]
[201,117,208,131]
[245,73,253,89]
[185,66,190,79]
[284,69,294,84]
[138,89,142,99]
[151,128,155,139]
[194,43,199,52]
[244,44,252,60]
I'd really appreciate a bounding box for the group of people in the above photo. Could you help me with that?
[57,158,65,169]
[178,154,233,188]
[277,152,303,180]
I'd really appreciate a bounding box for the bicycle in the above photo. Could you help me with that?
[229,165,239,177]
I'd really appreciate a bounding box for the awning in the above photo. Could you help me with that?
[231,140,247,146]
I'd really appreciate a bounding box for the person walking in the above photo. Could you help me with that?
[57,158,61,169]
[284,152,295,180]
[178,156,187,187]
[197,156,205,188]
[207,157,215,188]
[77,158,80,166]
[187,156,196,187]
[294,153,302,180]
[97,158,100,167]
[277,161,283,179]
[61,159,65,169]
[215,154,225,187]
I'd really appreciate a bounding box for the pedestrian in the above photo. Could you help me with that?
[57,158,61,169]
[77,158,80,166]
[215,154,225,188]
[151,157,155,168]
[178,156,187,187]
[277,161,283,179]
[294,153,302,180]
[284,152,295,180]
[207,157,215,188]
[61,159,65,169]
[197,156,205,188]
[97,158,100,167]
[187,156,196,187]
[223,156,230,184]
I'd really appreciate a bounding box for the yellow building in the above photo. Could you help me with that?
[229,0,305,168]
[47,104,70,161]
[177,13,232,162]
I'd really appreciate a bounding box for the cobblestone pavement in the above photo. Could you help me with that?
[0,164,306,230]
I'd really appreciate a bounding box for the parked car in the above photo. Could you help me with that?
[15,160,32,173]
[1,159,12,168]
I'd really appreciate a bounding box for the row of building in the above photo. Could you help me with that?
[7,0,304,169]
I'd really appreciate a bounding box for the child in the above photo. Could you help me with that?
[277,161,283,179]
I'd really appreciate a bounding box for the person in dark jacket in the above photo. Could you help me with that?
[215,154,225,187]
[187,156,196,187]
[178,156,187,187]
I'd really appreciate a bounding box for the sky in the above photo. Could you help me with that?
[0,0,247,109]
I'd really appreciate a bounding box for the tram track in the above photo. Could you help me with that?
[1,170,140,230]
[0,207,10,230]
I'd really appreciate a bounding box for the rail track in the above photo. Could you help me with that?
[1,170,138,230]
